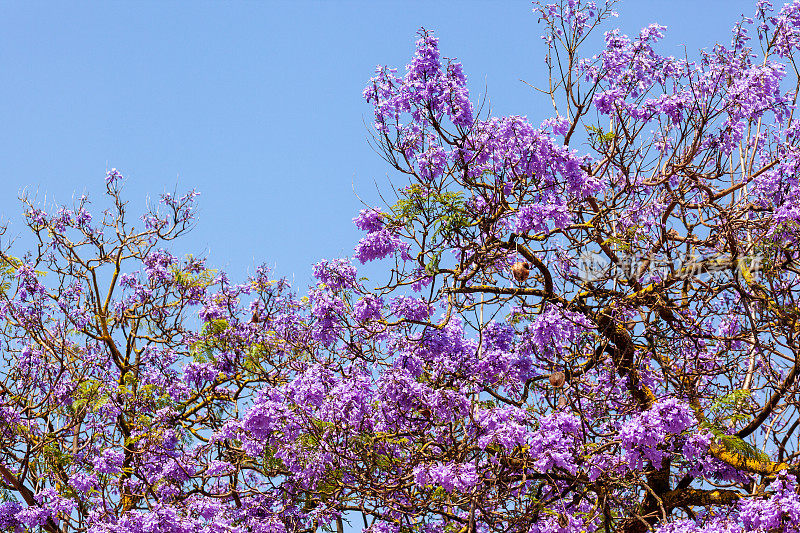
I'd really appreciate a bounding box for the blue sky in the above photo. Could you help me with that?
[0,0,758,287]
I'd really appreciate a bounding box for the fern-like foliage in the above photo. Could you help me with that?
[702,389,768,463]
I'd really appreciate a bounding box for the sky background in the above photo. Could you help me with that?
[0,0,760,288]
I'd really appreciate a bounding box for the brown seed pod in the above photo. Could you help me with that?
[251,311,260,324]
[549,370,566,388]
[557,395,568,408]
[511,261,530,282]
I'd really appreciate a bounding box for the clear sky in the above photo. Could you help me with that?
[0,0,759,287]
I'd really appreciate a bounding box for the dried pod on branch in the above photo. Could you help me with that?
[512,261,530,282]
[549,370,566,388]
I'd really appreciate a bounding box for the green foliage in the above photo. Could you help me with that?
[585,124,617,144]
[41,441,71,471]
[702,389,769,463]
[709,428,770,463]
[72,378,109,414]
[709,389,752,427]
[603,235,633,253]
[261,444,287,473]
[190,319,230,363]
[172,257,217,290]
[391,185,471,243]
[0,487,16,503]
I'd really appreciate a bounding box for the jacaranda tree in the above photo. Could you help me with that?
[3,1,800,532]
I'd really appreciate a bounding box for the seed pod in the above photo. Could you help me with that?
[251,311,260,324]
[549,370,566,388]
[511,261,530,282]
[557,395,568,409]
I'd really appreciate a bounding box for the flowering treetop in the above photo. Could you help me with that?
[3,1,800,533]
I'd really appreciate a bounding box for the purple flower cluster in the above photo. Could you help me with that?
[353,209,384,232]
[309,286,345,345]
[353,294,383,322]
[363,29,473,132]
[93,448,125,475]
[413,462,478,493]
[619,398,695,469]
[6,2,800,531]
[312,258,357,291]
[183,361,219,387]
[389,295,432,321]
[354,229,410,264]
[527,304,592,356]
[515,200,571,234]
[739,473,800,532]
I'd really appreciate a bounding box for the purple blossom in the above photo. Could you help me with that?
[363,29,474,132]
[143,249,175,282]
[70,471,99,494]
[240,389,298,454]
[619,398,694,469]
[309,287,345,345]
[93,448,125,474]
[528,412,583,474]
[389,295,432,321]
[739,473,800,532]
[413,462,478,493]
[105,167,124,184]
[183,362,219,387]
[515,201,571,234]
[353,209,384,232]
[473,406,532,451]
[0,502,22,530]
[482,321,515,352]
[354,229,410,263]
[527,304,592,356]
[354,294,383,322]
[312,258,357,291]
